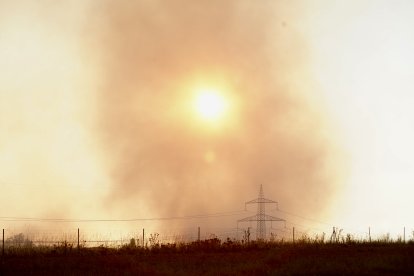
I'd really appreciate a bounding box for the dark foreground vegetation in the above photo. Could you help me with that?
[1,239,414,275]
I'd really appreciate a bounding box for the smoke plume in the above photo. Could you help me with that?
[87,0,342,227]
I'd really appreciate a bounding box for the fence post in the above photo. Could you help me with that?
[293,227,295,243]
[404,227,406,243]
[142,228,145,248]
[198,227,200,241]
[247,227,250,244]
[369,227,371,242]
[2,229,4,256]
[77,228,80,252]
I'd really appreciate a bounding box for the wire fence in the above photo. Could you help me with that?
[1,224,413,254]
[1,207,413,253]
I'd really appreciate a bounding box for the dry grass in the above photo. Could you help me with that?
[1,238,414,275]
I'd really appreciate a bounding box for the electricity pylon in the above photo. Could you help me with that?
[238,185,285,241]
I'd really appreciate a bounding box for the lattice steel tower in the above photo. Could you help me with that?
[238,185,285,240]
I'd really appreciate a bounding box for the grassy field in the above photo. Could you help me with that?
[1,240,414,275]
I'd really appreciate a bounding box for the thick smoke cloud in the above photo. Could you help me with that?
[88,0,342,226]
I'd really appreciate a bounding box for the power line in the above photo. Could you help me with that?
[277,208,332,226]
[276,209,366,234]
[0,210,246,223]
[284,221,325,233]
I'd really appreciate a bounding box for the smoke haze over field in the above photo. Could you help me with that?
[88,0,341,225]
[2,0,414,238]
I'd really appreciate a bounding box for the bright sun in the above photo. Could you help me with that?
[194,88,228,122]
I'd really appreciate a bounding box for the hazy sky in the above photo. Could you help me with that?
[1,0,414,239]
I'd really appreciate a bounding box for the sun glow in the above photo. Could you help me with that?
[194,88,229,122]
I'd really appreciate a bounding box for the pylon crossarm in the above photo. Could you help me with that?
[263,214,285,222]
[238,215,260,222]
[245,198,278,204]
[238,214,285,222]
